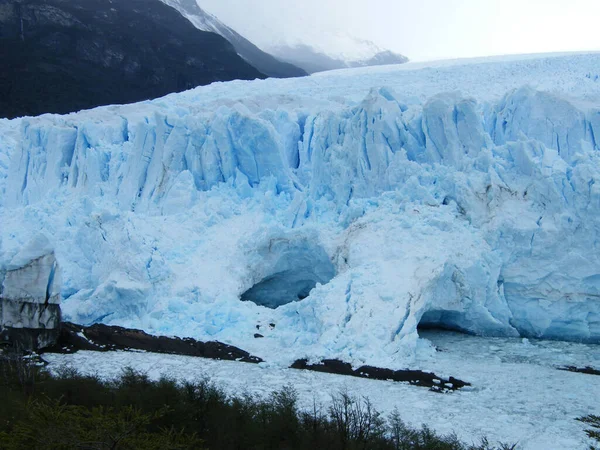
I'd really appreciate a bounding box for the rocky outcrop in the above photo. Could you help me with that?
[0,234,61,350]
[45,322,263,364]
[290,359,470,392]
[559,366,600,376]
[44,321,469,390]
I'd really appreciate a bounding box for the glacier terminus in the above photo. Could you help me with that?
[1,52,600,368]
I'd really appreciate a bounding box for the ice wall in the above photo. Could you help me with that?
[1,55,599,365]
[0,235,62,350]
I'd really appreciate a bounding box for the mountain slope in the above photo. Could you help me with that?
[0,0,265,119]
[264,31,409,74]
[160,0,307,79]
[270,42,409,74]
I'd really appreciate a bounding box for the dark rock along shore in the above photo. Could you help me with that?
[40,321,471,392]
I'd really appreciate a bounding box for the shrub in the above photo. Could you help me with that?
[577,415,600,450]
[0,399,202,450]
[0,356,518,450]
[328,389,388,449]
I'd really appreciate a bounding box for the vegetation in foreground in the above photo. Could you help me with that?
[578,415,600,450]
[0,351,518,450]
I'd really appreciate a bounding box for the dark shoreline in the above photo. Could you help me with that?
[41,321,471,392]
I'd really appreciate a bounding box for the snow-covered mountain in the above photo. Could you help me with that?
[160,0,307,78]
[268,34,409,74]
[161,0,406,75]
[1,53,600,368]
[0,0,265,119]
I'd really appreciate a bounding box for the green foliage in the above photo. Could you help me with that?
[0,399,201,450]
[0,355,517,450]
[577,415,600,450]
[0,347,51,395]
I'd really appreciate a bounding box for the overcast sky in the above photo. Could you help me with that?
[199,0,600,61]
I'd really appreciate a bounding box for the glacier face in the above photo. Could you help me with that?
[1,53,600,367]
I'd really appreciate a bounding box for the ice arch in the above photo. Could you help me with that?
[241,240,335,309]
[417,310,474,334]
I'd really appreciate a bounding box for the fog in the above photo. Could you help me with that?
[199,0,600,61]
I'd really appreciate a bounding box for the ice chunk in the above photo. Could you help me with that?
[0,234,61,349]
[3,234,61,304]
[61,271,151,326]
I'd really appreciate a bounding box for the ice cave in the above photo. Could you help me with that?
[240,240,335,308]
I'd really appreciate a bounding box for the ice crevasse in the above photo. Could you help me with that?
[1,54,599,367]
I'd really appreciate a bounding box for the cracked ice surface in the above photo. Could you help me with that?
[43,331,600,450]
[1,53,600,367]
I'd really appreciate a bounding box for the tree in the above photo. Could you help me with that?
[0,399,203,450]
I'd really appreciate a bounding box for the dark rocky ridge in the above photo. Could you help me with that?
[45,322,263,364]
[559,365,600,376]
[42,322,470,391]
[291,358,470,392]
[0,0,265,119]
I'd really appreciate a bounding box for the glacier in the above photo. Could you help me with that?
[1,53,600,367]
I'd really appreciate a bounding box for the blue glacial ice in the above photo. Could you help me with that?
[1,53,600,367]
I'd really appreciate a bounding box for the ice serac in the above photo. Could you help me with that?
[1,54,599,366]
[1,234,62,350]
